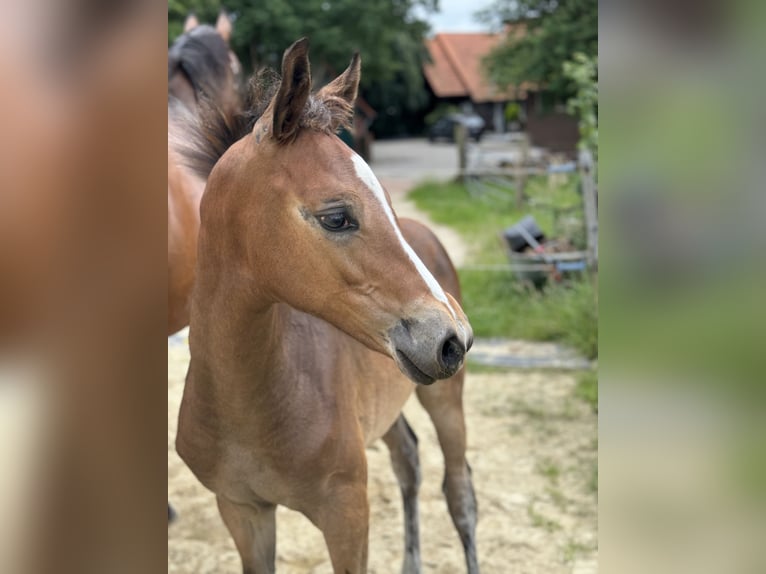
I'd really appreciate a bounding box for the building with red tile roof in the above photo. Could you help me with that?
[422,30,578,154]
[424,33,526,103]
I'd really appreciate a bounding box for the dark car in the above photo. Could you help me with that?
[428,113,485,142]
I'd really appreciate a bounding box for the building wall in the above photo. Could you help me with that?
[526,111,579,156]
[520,93,577,155]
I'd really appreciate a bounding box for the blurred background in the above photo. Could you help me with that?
[599,1,766,573]
[1,1,167,573]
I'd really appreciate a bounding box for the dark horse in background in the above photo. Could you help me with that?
[168,11,241,113]
[167,11,242,337]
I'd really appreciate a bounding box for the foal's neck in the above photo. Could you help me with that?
[191,290,290,391]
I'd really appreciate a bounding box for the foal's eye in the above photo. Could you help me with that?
[318,211,357,232]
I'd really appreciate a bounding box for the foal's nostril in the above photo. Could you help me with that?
[439,335,465,372]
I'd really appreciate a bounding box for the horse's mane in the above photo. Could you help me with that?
[168,25,233,101]
[172,67,354,181]
[170,69,277,180]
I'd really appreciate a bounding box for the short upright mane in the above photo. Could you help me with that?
[172,67,354,181]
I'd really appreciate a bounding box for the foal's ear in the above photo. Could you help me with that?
[183,13,199,33]
[272,38,312,143]
[315,53,360,133]
[318,52,361,106]
[216,10,232,44]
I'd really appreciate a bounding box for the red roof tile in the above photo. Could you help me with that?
[423,36,465,98]
[424,32,530,103]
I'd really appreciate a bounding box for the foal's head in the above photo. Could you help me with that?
[198,39,472,384]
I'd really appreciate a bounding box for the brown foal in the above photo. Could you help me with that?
[176,39,480,573]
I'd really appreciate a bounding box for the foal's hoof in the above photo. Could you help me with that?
[168,503,178,525]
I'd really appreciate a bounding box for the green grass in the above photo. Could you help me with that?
[409,176,584,264]
[563,539,594,564]
[588,460,598,497]
[408,178,598,358]
[527,500,561,532]
[459,269,598,358]
[537,458,562,484]
[575,370,598,412]
[546,486,568,511]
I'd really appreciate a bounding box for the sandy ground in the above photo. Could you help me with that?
[168,140,597,572]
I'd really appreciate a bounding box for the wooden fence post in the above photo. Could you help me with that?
[455,123,467,183]
[515,135,529,208]
[579,149,598,270]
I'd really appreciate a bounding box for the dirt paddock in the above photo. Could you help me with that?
[168,339,597,573]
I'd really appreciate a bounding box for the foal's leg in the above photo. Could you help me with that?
[168,502,177,524]
[216,496,277,574]
[316,478,370,574]
[312,454,370,574]
[416,369,480,574]
[382,414,422,574]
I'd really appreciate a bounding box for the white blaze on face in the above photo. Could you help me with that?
[350,153,459,321]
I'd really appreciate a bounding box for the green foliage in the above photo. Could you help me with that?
[168,1,438,120]
[168,0,223,44]
[504,101,520,122]
[478,0,597,102]
[563,53,598,160]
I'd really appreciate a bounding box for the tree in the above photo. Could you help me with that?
[477,0,597,102]
[168,0,223,42]
[563,52,597,160]
[168,1,439,135]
